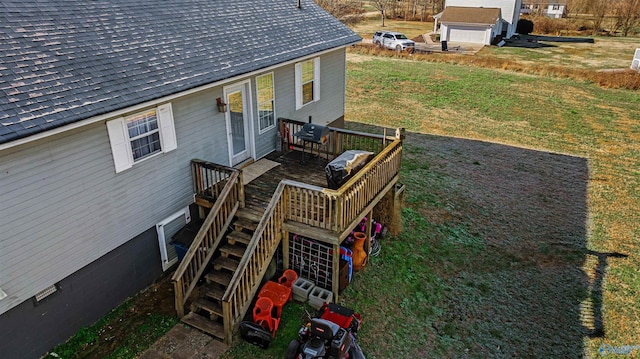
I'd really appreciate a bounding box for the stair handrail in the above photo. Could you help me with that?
[221,179,300,343]
[172,161,243,317]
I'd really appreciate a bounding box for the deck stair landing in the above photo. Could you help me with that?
[180,206,265,340]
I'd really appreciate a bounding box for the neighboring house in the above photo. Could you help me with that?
[439,0,523,40]
[632,48,640,72]
[438,6,503,45]
[521,0,567,18]
[0,1,361,358]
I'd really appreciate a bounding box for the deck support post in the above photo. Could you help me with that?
[332,242,340,302]
[282,228,290,270]
[364,208,373,258]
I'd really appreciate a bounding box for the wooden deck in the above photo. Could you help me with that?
[243,150,330,210]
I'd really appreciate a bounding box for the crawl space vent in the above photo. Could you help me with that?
[34,284,58,302]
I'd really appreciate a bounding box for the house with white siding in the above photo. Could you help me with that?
[436,0,523,44]
[0,0,362,357]
[438,6,504,45]
[520,0,567,18]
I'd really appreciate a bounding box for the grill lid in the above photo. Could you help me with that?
[295,123,330,144]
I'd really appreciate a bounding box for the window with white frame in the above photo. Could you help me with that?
[127,109,161,160]
[256,73,275,132]
[295,57,320,109]
[107,103,177,173]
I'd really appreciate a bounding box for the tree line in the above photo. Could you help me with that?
[314,0,639,37]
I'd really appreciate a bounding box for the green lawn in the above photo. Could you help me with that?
[343,54,640,358]
[225,53,639,358]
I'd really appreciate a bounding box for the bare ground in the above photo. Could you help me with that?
[348,122,597,358]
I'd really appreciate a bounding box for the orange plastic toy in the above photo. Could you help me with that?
[258,280,291,318]
[253,296,280,336]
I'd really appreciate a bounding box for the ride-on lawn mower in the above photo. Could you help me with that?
[286,303,366,359]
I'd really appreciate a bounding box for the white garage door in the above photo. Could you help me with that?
[447,26,488,44]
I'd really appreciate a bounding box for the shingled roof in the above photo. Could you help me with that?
[0,0,361,145]
[440,6,502,25]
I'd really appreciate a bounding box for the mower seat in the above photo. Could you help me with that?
[310,318,340,341]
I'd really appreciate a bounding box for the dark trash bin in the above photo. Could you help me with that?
[325,150,374,189]
[171,219,203,263]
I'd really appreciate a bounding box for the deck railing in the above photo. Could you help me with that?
[220,120,403,343]
[284,139,402,232]
[280,118,403,231]
[280,117,393,158]
[171,160,243,317]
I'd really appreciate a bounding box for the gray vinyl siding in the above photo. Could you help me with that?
[251,48,347,158]
[274,48,347,127]
[0,227,162,359]
[0,87,229,315]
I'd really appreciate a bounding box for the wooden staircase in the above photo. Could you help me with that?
[180,207,264,341]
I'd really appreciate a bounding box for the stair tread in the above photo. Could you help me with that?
[234,217,258,232]
[181,312,225,339]
[236,207,265,222]
[192,297,223,315]
[201,283,226,301]
[227,230,252,245]
[213,256,239,271]
[205,271,232,286]
[220,244,246,258]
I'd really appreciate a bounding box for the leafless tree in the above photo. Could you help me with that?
[589,0,610,35]
[371,0,392,26]
[314,0,365,24]
[612,0,640,36]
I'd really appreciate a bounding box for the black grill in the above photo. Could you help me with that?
[294,123,330,163]
[295,123,329,144]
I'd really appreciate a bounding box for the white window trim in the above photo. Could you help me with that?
[256,72,276,134]
[294,57,320,110]
[156,207,191,271]
[106,103,177,173]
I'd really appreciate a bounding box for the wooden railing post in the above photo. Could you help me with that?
[238,172,245,208]
[175,281,185,317]
[223,301,232,344]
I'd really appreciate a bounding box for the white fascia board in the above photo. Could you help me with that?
[442,21,494,28]
[0,44,357,152]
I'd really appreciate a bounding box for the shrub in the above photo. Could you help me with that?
[534,17,564,34]
[517,19,535,34]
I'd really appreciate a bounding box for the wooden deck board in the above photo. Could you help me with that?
[244,151,329,211]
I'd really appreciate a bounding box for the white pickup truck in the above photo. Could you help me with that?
[373,31,415,53]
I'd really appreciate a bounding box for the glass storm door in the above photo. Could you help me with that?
[225,83,252,165]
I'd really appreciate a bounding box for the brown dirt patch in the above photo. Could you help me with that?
[60,276,177,358]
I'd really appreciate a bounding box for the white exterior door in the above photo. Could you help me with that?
[224,81,253,166]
